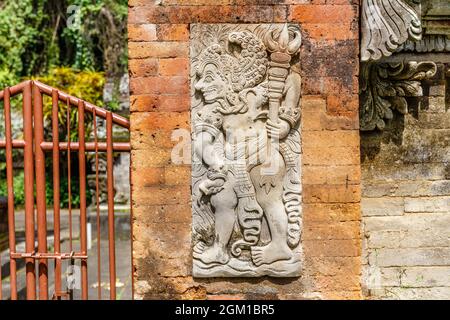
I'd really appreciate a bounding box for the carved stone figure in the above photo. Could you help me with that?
[190,24,302,277]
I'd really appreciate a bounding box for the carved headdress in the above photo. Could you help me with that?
[196,31,269,110]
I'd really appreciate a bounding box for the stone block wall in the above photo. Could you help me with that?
[129,0,361,300]
[361,62,450,299]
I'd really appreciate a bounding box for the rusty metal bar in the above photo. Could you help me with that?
[33,84,49,300]
[67,99,73,253]
[10,252,88,260]
[23,81,36,300]
[106,112,116,300]
[0,140,26,149]
[94,110,102,300]
[0,80,29,100]
[52,90,62,299]
[35,81,130,129]
[78,100,88,300]
[66,98,74,300]
[40,141,131,152]
[4,87,18,299]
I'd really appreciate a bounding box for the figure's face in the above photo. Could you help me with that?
[195,64,227,103]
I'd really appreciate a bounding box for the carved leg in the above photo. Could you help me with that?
[193,177,237,265]
[251,202,292,266]
[250,154,292,266]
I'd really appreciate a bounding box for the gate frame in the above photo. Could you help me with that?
[0,80,134,300]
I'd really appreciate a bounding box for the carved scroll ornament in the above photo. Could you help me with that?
[360,61,437,131]
[399,35,450,52]
[361,0,422,62]
[190,24,302,277]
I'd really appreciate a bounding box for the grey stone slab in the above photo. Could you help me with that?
[369,247,450,267]
[361,197,405,217]
[190,24,303,277]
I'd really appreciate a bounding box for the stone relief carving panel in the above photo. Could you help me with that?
[190,24,303,277]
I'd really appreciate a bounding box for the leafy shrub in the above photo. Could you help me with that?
[0,171,26,207]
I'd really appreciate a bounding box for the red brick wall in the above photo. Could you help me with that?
[129,0,361,300]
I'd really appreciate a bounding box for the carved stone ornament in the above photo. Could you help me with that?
[398,35,450,52]
[361,0,422,62]
[360,61,437,131]
[190,24,303,277]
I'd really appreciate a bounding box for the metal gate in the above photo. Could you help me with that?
[0,80,132,300]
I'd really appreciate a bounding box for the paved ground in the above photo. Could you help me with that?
[1,208,132,300]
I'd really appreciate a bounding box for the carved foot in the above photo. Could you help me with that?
[193,242,230,265]
[251,243,291,266]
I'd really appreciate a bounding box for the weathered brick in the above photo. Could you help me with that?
[130,76,189,95]
[302,130,360,148]
[132,167,165,187]
[128,24,157,42]
[157,24,190,41]
[129,5,287,24]
[133,185,191,206]
[303,221,360,240]
[164,165,191,185]
[129,58,158,77]
[133,204,192,224]
[303,165,360,185]
[128,42,189,59]
[159,58,189,76]
[303,146,360,166]
[290,4,356,23]
[130,94,190,112]
[303,239,361,257]
[301,22,357,40]
[132,148,172,167]
[303,184,361,203]
[303,203,360,223]
[131,111,190,132]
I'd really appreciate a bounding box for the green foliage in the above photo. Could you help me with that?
[34,67,104,141]
[46,174,92,208]
[36,67,105,110]
[0,171,26,206]
[0,0,128,87]
[0,0,49,87]
[64,0,128,75]
[0,170,91,208]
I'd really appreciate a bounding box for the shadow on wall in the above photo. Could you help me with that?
[360,112,405,162]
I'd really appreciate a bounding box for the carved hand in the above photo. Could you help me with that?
[211,159,227,174]
[266,119,290,140]
[199,178,225,196]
